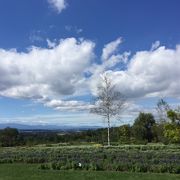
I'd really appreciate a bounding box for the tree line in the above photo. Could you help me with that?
[0,100,180,147]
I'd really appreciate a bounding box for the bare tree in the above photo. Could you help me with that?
[90,74,125,146]
[156,98,170,123]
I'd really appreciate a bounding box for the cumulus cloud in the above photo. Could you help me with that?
[48,0,67,14]
[106,45,180,98]
[88,38,180,103]
[0,38,95,102]
[89,38,130,95]
[1,36,180,114]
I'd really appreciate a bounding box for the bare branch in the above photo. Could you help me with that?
[90,73,126,146]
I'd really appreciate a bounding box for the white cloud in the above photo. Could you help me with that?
[89,38,130,95]
[88,41,180,124]
[88,39,180,104]
[48,0,67,14]
[46,38,57,48]
[0,113,102,126]
[106,45,180,98]
[44,99,93,111]
[1,36,180,115]
[0,38,95,103]
[101,37,122,61]
[151,40,160,51]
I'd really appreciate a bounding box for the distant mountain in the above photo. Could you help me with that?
[0,123,101,131]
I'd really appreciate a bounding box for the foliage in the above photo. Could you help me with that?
[163,123,180,143]
[167,109,180,124]
[0,127,21,147]
[152,124,167,143]
[118,125,131,143]
[132,113,155,142]
[1,101,180,146]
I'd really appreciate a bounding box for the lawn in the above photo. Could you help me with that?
[0,164,180,180]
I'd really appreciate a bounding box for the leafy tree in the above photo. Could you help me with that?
[156,99,180,124]
[0,127,19,147]
[118,124,131,143]
[152,124,166,143]
[90,74,125,146]
[133,112,156,142]
[161,103,180,143]
[167,108,180,124]
[163,123,180,143]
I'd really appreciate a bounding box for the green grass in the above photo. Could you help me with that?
[0,164,180,180]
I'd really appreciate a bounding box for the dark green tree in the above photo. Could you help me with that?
[0,127,19,147]
[133,112,156,143]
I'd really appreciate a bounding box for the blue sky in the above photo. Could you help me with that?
[0,0,180,126]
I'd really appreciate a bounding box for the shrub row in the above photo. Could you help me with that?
[39,161,180,174]
[0,145,180,173]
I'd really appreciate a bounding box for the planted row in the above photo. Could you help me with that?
[39,161,180,174]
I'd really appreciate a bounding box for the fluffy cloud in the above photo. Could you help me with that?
[107,45,180,98]
[48,0,67,14]
[1,36,180,113]
[99,38,130,72]
[101,37,122,61]
[89,38,130,95]
[0,38,95,101]
[88,38,180,102]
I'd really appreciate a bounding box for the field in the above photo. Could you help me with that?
[0,164,180,180]
[0,144,180,175]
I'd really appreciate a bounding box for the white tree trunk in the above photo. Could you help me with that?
[107,116,110,146]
